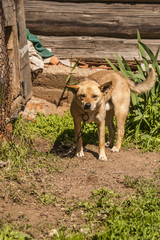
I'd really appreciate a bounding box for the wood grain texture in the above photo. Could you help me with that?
[25,0,160,3]
[24,1,160,39]
[24,0,160,62]
[38,35,160,61]
[16,0,32,101]
[2,0,14,27]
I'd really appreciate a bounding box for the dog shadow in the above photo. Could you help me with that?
[50,129,100,159]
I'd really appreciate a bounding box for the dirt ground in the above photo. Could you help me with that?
[0,139,160,239]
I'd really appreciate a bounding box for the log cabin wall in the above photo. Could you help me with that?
[24,0,160,65]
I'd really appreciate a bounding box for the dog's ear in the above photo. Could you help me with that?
[99,82,113,102]
[99,82,112,93]
[66,85,80,94]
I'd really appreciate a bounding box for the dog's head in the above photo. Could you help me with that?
[67,80,111,112]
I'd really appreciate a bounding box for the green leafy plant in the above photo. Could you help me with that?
[37,192,59,206]
[0,224,32,240]
[0,118,34,177]
[105,30,160,151]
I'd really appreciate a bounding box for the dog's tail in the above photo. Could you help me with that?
[128,68,156,94]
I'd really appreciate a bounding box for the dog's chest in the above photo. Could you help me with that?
[86,112,104,124]
[83,111,95,123]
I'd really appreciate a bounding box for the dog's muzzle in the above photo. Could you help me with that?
[84,102,91,110]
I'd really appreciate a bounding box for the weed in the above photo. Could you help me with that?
[0,224,33,240]
[37,191,58,206]
[105,30,160,151]
[55,181,160,240]
[0,115,65,180]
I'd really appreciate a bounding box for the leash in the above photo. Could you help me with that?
[60,112,89,157]
[75,113,89,143]
[57,60,79,107]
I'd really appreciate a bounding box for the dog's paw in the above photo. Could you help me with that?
[76,150,85,157]
[111,146,119,152]
[99,154,108,161]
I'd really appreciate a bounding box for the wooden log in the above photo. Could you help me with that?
[25,0,160,3]
[24,1,160,39]
[38,35,160,62]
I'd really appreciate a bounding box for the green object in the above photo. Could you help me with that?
[26,28,54,59]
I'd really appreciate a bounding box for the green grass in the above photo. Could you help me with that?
[0,224,32,240]
[19,112,160,151]
[54,179,160,240]
[0,110,159,178]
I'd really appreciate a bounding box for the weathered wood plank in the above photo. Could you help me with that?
[24,1,160,39]
[16,0,32,101]
[25,0,160,3]
[38,35,160,61]
[2,0,14,27]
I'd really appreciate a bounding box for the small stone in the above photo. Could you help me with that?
[80,228,89,234]
[49,229,59,238]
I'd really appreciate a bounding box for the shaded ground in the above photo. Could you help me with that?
[0,139,160,239]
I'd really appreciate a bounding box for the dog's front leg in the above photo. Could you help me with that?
[98,120,107,161]
[74,118,84,157]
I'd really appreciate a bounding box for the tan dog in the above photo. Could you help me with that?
[89,67,156,152]
[67,68,156,161]
[67,80,110,161]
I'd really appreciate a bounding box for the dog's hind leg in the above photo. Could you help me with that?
[98,120,108,161]
[105,108,116,148]
[111,107,128,152]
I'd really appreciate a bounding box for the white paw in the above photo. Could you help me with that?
[99,154,108,161]
[111,146,119,152]
[76,150,85,157]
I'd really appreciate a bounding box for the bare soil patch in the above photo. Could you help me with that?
[0,139,160,239]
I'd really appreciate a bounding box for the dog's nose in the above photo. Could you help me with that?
[84,102,91,110]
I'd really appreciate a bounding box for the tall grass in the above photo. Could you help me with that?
[105,30,160,151]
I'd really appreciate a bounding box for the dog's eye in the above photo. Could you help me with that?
[79,94,85,98]
[92,95,98,99]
